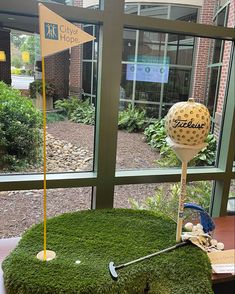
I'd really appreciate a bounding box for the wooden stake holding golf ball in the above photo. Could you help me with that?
[165,98,211,242]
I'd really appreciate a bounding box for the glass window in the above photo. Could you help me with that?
[82,61,92,93]
[227,180,235,216]
[170,6,198,22]
[135,81,161,103]
[163,68,191,103]
[121,64,134,101]
[207,67,220,115]
[123,29,137,62]
[83,26,93,60]
[140,5,169,19]
[138,31,166,58]
[125,4,138,15]
[212,39,223,64]
[167,41,194,66]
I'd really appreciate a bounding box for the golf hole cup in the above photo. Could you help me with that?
[165,98,211,242]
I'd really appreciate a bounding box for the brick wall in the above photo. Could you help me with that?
[214,0,235,135]
[69,0,83,96]
[0,29,11,85]
[191,0,217,103]
[45,50,70,99]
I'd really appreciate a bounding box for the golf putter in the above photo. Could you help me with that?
[109,241,187,280]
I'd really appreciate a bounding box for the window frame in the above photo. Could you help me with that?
[0,0,234,217]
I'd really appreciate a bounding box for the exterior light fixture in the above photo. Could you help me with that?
[22,51,30,63]
[0,51,6,62]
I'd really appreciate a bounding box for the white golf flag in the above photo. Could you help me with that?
[39,3,95,57]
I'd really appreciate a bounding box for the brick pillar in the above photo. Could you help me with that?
[191,0,217,103]
[214,0,235,136]
[45,50,70,99]
[0,29,11,85]
[69,0,83,96]
[70,45,82,95]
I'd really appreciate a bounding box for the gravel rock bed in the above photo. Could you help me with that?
[0,121,159,238]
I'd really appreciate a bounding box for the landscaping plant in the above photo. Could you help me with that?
[144,119,217,166]
[129,181,212,223]
[118,103,147,132]
[55,96,95,125]
[0,82,42,170]
[29,80,57,99]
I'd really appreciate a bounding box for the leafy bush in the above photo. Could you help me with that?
[11,56,23,68]
[129,181,212,223]
[118,104,147,132]
[46,112,66,123]
[0,82,42,170]
[11,68,22,75]
[55,96,81,119]
[144,119,217,166]
[29,80,56,99]
[70,99,95,125]
[55,97,95,125]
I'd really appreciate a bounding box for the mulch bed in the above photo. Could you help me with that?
[0,121,160,238]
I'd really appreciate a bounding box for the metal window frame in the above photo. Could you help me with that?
[0,0,235,216]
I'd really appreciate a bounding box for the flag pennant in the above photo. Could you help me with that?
[39,4,95,57]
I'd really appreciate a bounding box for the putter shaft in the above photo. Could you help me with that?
[116,241,187,269]
[109,241,187,280]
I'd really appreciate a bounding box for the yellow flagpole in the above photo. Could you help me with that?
[41,56,47,261]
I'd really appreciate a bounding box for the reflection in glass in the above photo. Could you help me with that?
[82,61,92,93]
[140,5,168,19]
[125,4,138,15]
[138,31,166,58]
[170,6,198,22]
[121,64,134,100]
[135,81,161,103]
[123,29,137,62]
[83,26,93,60]
[167,45,194,65]
[207,67,220,115]
[135,103,160,118]
[163,68,191,103]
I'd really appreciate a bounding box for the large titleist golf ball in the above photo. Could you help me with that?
[165,98,210,145]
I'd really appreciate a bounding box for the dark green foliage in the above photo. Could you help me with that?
[29,80,57,99]
[46,112,66,123]
[0,82,42,170]
[118,104,147,132]
[144,119,217,167]
[129,181,212,222]
[55,96,95,125]
[70,99,95,125]
[2,209,213,294]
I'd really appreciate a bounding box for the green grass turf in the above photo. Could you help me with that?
[2,209,213,293]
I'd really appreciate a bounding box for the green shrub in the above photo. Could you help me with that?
[29,80,56,99]
[55,96,81,119]
[129,181,212,223]
[46,112,66,123]
[11,56,23,68]
[70,99,95,125]
[118,104,147,132]
[0,82,42,170]
[144,119,217,167]
[55,97,95,125]
[11,68,22,75]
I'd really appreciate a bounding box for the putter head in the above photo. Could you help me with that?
[109,262,118,281]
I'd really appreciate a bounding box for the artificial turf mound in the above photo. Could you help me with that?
[3,209,213,293]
